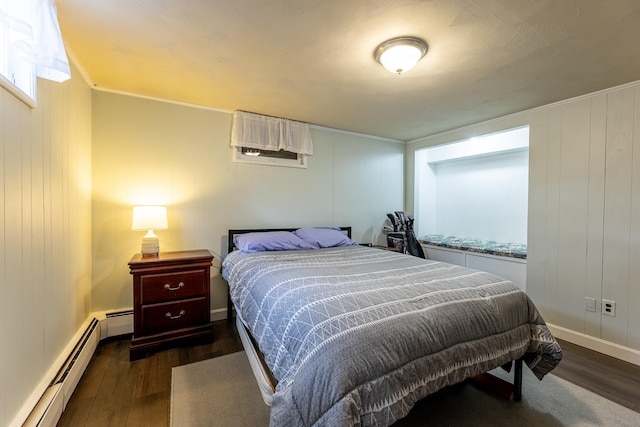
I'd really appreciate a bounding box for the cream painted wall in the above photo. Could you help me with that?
[0,62,92,426]
[406,81,640,353]
[91,91,404,312]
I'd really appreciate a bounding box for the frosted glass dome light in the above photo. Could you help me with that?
[374,36,428,74]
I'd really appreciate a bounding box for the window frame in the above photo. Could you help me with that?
[0,3,37,107]
[232,146,308,168]
[0,68,37,107]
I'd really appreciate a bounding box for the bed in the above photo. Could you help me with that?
[222,227,562,427]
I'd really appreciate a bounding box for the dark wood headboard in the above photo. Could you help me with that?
[227,226,352,255]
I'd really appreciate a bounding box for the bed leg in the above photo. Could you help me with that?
[227,289,233,322]
[513,358,523,401]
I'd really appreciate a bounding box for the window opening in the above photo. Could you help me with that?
[0,0,71,107]
[241,147,298,160]
[231,111,312,168]
[414,126,529,245]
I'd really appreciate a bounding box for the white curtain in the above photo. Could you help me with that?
[0,0,70,83]
[231,111,313,156]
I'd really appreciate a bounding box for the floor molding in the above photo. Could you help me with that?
[547,323,640,366]
[21,317,101,427]
[104,310,134,338]
[211,307,227,322]
[17,306,229,426]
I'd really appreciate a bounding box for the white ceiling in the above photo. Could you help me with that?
[56,0,640,141]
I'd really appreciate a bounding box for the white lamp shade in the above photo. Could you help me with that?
[132,205,168,231]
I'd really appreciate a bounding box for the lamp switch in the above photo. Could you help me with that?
[585,297,596,312]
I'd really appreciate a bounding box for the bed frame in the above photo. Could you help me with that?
[223,226,523,408]
[225,227,352,405]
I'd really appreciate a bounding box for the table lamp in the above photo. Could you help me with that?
[132,205,168,256]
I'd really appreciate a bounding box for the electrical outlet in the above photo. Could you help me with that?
[602,299,616,317]
[585,297,596,312]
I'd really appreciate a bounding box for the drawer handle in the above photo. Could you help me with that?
[164,282,185,292]
[165,310,186,320]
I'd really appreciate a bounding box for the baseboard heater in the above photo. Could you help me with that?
[50,318,99,386]
[23,317,101,427]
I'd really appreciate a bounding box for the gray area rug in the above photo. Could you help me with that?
[171,351,270,427]
[171,351,640,426]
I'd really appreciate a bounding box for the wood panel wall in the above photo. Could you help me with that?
[91,91,405,313]
[0,64,92,426]
[406,81,640,353]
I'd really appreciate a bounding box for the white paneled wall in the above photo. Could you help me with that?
[406,81,640,355]
[0,65,92,426]
[431,150,529,243]
[91,91,404,313]
[601,88,638,347]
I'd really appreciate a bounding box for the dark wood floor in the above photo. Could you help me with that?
[58,320,640,426]
[57,320,243,427]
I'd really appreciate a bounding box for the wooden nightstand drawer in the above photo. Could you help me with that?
[129,249,214,360]
[140,297,208,335]
[140,270,205,304]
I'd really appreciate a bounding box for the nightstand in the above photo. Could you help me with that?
[129,249,214,360]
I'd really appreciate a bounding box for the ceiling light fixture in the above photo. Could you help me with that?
[374,36,428,75]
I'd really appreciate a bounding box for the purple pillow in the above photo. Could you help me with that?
[234,231,316,253]
[294,227,358,248]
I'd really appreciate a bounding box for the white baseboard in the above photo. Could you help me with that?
[15,306,229,426]
[104,309,134,338]
[547,323,640,366]
[97,307,228,338]
[98,308,228,340]
[211,307,228,322]
[17,310,135,427]
[27,385,62,427]
[20,317,101,427]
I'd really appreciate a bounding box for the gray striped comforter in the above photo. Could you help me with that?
[222,246,561,426]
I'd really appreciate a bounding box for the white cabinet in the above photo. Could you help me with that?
[422,245,465,266]
[421,244,527,291]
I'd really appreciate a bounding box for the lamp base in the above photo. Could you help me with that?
[141,236,160,257]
